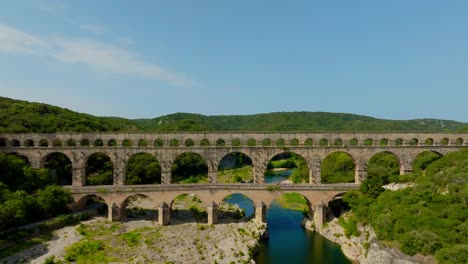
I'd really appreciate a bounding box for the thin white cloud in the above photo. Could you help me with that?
[79,23,106,35]
[0,23,192,86]
[0,24,48,54]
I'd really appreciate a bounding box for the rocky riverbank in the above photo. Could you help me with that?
[305,215,436,264]
[1,217,267,264]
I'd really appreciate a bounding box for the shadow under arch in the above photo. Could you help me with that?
[72,194,108,217]
[41,152,73,186]
[218,193,255,223]
[217,152,253,183]
[266,151,309,184]
[120,194,158,221]
[170,193,208,224]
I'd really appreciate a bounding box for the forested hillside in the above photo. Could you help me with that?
[1,96,467,132]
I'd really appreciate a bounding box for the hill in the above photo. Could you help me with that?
[0,96,467,132]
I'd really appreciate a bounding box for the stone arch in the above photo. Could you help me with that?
[52,138,62,147]
[349,138,358,146]
[321,151,355,183]
[217,152,254,183]
[169,139,179,147]
[80,138,90,146]
[120,194,157,221]
[409,138,419,146]
[455,138,464,145]
[290,138,299,146]
[72,194,108,215]
[304,138,313,146]
[268,192,313,219]
[185,138,194,147]
[424,138,434,146]
[24,139,34,147]
[379,138,388,146]
[85,152,114,185]
[216,138,225,147]
[247,138,256,147]
[39,139,48,147]
[94,139,104,147]
[333,138,343,146]
[367,151,400,182]
[266,151,309,184]
[394,138,403,146]
[154,139,163,147]
[276,138,285,147]
[364,138,373,146]
[319,138,328,147]
[7,152,30,165]
[261,138,272,146]
[125,153,161,184]
[327,192,350,218]
[66,139,76,146]
[138,139,148,147]
[440,138,449,145]
[0,137,6,147]
[11,139,20,147]
[108,139,117,147]
[218,193,255,223]
[231,138,241,147]
[171,152,208,183]
[122,139,132,147]
[412,150,443,172]
[170,193,208,224]
[200,138,210,146]
[41,152,73,185]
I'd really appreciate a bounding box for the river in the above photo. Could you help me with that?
[224,169,351,264]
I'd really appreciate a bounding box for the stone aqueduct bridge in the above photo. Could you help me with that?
[0,132,467,226]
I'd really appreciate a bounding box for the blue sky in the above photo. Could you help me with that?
[0,1,467,121]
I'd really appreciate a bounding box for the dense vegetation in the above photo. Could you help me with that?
[125,153,161,184]
[171,153,208,183]
[0,97,467,132]
[0,153,73,231]
[321,152,355,183]
[343,149,468,263]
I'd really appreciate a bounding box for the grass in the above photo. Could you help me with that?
[217,165,254,183]
[275,193,309,213]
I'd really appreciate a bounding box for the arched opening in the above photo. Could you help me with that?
[333,138,343,146]
[11,139,20,147]
[7,153,30,165]
[412,151,443,173]
[154,139,163,147]
[125,153,161,184]
[409,138,419,146]
[94,139,104,147]
[0,138,6,147]
[24,139,34,147]
[217,152,253,183]
[380,138,388,146]
[231,138,241,147]
[440,138,449,146]
[304,138,313,146]
[276,138,285,147]
[367,151,400,183]
[85,152,114,185]
[185,138,194,147]
[319,138,328,147]
[66,139,76,147]
[39,139,48,147]
[218,193,254,223]
[43,152,72,185]
[455,138,463,145]
[321,152,355,183]
[216,138,225,147]
[425,138,434,146]
[247,138,256,146]
[171,152,208,183]
[262,138,272,147]
[327,193,350,219]
[395,138,403,146]
[52,138,62,147]
[290,138,299,146]
[108,139,117,147]
[80,139,90,146]
[200,138,210,146]
[138,139,147,147]
[122,139,132,147]
[364,138,373,146]
[169,139,179,147]
[266,152,309,184]
[75,195,107,216]
[349,138,358,146]
[121,194,157,221]
[171,194,207,224]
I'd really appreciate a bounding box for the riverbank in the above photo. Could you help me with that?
[306,214,436,264]
[1,218,267,263]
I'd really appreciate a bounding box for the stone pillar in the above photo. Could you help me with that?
[354,161,367,184]
[253,164,266,183]
[29,155,41,169]
[399,161,413,175]
[112,153,125,186]
[160,161,172,184]
[308,160,321,184]
[208,160,218,183]
[255,202,266,223]
[72,165,86,186]
[314,201,326,229]
[108,202,122,221]
[158,202,171,225]
[207,202,218,225]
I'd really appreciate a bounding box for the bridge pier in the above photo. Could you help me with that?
[72,165,85,186]
[108,203,123,221]
[253,164,266,183]
[313,201,326,229]
[309,160,321,184]
[255,202,266,223]
[354,162,367,184]
[158,202,171,225]
[207,202,218,225]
